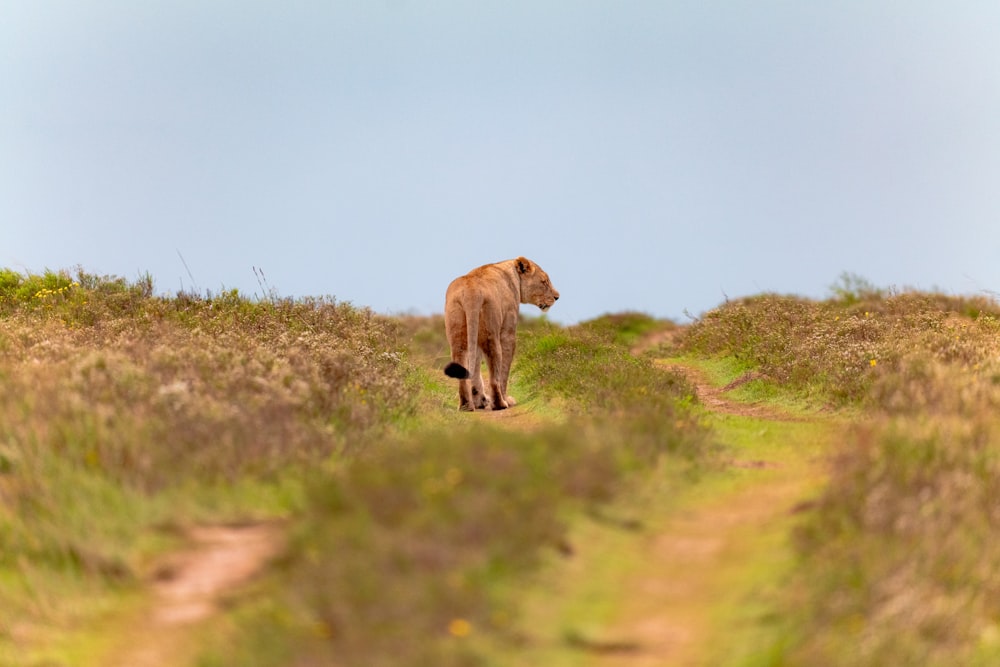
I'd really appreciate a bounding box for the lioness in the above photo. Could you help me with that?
[444,257,559,411]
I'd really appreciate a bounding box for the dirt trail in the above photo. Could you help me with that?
[578,361,830,666]
[661,362,798,421]
[107,522,283,667]
[473,402,549,430]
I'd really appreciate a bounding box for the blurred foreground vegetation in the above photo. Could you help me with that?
[0,268,705,666]
[4,267,1000,666]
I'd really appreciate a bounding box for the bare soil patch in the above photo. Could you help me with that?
[471,402,549,430]
[584,473,814,667]
[108,522,284,667]
[657,360,800,422]
[151,523,283,626]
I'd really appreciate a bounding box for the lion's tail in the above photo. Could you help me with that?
[443,296,479,381]
[444,361,470,379]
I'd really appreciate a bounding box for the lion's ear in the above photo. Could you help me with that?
[516,257,533,275]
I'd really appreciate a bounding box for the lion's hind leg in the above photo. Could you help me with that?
[470,349,490,410]
[457,379,476,412]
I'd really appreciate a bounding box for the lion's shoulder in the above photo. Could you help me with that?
[447,261,517,299]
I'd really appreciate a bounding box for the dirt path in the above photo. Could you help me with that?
[512,359,833,667]
[472,402,549,430]
[106,522,284,667]
[661,362,797,421]
[583,361,830,666]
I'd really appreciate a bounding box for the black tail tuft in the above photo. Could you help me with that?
[444,362,470,379]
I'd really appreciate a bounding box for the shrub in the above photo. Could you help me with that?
[580,311,670,349]
[791,408,1000,666]
[692,283,1000,665]
[680,290,1000,405]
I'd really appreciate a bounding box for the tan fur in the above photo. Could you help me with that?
[443,257,560,411]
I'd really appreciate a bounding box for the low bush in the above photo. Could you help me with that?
[579,311,671,349]
[790,397,1000,665]
[680,289,1000,404]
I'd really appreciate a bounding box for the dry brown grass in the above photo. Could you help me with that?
[1,276,414,489]
[0,269,415,660]
[680,290,1000,404]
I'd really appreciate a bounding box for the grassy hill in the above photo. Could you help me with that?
[679,285,1000,666]
[3,268,1000,666]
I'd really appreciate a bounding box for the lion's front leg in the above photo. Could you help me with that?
[496,326,518,408]
[484,339,509,411]
[490,385,509,411]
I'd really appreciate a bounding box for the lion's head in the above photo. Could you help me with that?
[516,257,560,312]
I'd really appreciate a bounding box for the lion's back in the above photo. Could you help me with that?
[446,262,518,313]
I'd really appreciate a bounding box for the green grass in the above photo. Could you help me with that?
[580,311,675,349]
[489,456,701,667]
[702,414,833,667]
[487,401,836,667]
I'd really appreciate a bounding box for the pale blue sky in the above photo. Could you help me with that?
[4,2,1000,323]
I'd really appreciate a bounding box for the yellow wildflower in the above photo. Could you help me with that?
[448,618,472,638]
[445,467,463,487]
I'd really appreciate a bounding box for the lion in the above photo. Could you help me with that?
[443,257,560,411]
